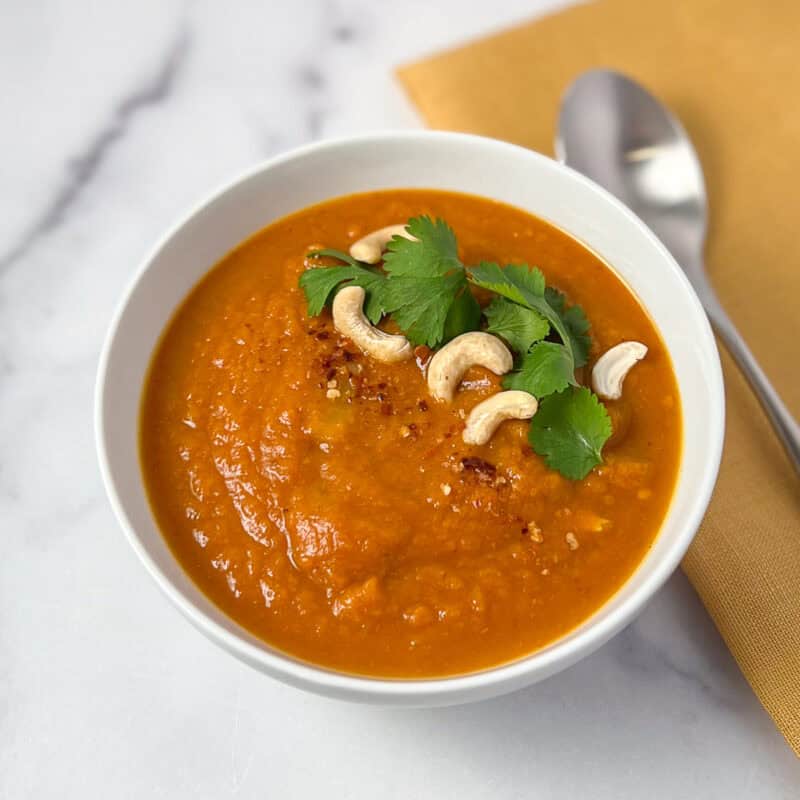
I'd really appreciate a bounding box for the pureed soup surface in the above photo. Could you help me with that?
[141,190,681,677]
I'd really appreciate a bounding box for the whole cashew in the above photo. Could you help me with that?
[349,224,417,264]
[463,390,539,445]
[591,341,648,400]
[427,332,513,402]
[332,285,413,363]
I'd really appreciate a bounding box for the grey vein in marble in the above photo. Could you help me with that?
[0,26,191,275]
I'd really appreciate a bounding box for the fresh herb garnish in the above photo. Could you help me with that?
[298,216,611,479]
[545,286,592,368]
[442,284,483,344]
[300,249,386,323]
[529,387,612,479]
[483,296,549,353]
[309,248,365,270]
[467,261,578,371]
[503,341,575,397]
[381,216,480,347]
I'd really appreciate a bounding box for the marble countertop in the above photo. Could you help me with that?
[2,1,798,796]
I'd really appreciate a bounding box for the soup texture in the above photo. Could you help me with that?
[141,190,681,677]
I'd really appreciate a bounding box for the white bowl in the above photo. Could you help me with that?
[96,131,724,706]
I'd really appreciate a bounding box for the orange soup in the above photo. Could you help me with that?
[140,190,681,677]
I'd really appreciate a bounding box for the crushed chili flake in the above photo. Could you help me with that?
[414,345,431,360]
[414,345,432,370]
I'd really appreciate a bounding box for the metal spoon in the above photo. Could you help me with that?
[556,68,800,475]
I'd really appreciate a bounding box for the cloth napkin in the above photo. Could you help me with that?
[398,0,800,755]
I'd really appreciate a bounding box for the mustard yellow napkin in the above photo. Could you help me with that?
[398,0,800,755]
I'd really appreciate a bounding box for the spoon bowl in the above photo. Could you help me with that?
[557,70,707,274]
[558,68,800,474]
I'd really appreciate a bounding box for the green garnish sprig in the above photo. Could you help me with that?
[301,217,479,347]
[299,216,611,479]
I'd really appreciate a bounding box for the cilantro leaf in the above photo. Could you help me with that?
[529,387,612,480]
[484,296,549,353]
[504,341,576,397]
[309,248,364,269]
[503,263,546,296]
[543,285,566,312]
[382,271,470,347]
[300,250,386,322]
[468,262,576,367]
[545,287,592,368]
[467,261,546,305]
[382,216,461,277]
[380,217,478,347]
[443,285,482,343]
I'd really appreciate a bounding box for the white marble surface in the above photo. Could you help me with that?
[2,1,798,796]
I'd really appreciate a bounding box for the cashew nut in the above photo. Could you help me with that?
[591,341,648,399]
[427,332,513,402]
[462,390,538,445]
[349,224,417,264]
[331,285,412,363]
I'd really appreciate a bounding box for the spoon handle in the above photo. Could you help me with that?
[701,286,800,476]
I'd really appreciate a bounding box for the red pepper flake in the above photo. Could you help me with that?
[413,345,432,371]
[418,399,429,412]
[413,345,431,359]
[315,331,330,341]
